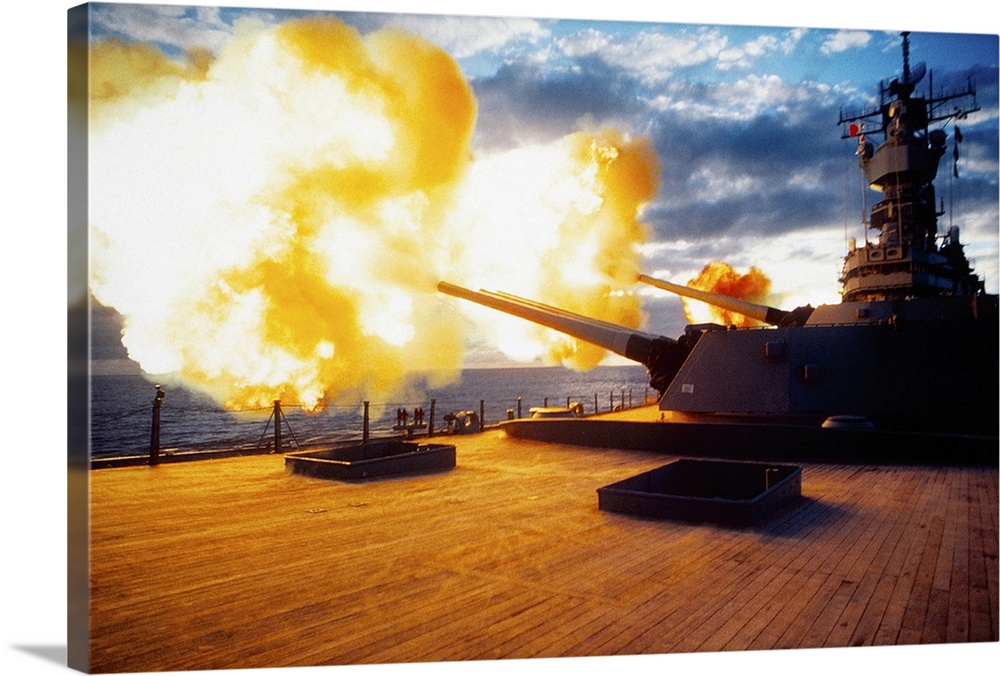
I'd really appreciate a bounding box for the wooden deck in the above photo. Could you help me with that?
[85,408,998,672]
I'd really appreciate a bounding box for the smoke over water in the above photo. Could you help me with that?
[681,261,774,327]
[88,18,658,411]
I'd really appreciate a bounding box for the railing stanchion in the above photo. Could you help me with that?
[149,385,164,465]
[273,400,282,453]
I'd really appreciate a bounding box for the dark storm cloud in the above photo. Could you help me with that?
[644,117,849,240]
[471,56,647,149]
[638,84,853,242]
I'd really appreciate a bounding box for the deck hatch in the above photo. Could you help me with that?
[285,440,456,480]
[597,459,801,527]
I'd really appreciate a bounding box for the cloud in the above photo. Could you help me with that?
[821,30,871,54]
[633,72,855,245]
[389,15,550,59]
[557,26,729,83]
[90,3,235,52]
[648,73,817,123]
[471,26,825,149]
[556,26,810,83]
[471,58,645,149]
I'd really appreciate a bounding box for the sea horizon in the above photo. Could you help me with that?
[88,363,654,458]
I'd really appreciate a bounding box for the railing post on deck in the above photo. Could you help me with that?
[273,400,282,453]
[594,393,598,415]
[480,400,485,432]
[363,401,370,443]
[149,385,164,465]
[428,399,436,437]
[517,397,522,419]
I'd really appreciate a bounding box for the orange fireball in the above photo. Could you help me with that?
[681,261,774,327]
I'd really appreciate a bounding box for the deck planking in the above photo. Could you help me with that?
[85,410,999,672]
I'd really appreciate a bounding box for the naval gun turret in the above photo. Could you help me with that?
[441,271,997,434]
[438,33,997,437]
[437,278,812,396]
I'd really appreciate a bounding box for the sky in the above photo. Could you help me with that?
[74,0,998,381]
[80,6,999,282]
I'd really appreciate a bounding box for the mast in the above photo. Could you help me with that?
[836,32,982,302]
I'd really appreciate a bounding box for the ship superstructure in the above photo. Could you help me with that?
[838,31,983,302]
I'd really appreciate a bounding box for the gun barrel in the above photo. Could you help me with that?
[637,273,788,326]
[437,281,665,365]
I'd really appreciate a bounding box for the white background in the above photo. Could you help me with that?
[3,1,997,675]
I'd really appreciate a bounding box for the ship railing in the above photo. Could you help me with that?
[89,386,656,466]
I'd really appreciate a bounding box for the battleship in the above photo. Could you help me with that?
[439,32,998,460]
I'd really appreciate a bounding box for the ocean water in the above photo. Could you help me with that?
[88,365,653,458]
